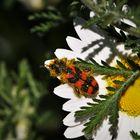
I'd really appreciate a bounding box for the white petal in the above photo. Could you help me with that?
[54,49,76,59]
[90,11,95,18]
[93,119,112,140]
[44,59,53,69]
[109,47,134,67]
[54,84,77,99]
[131,116,140,133]
[66,36,84,53]
[122,19,136,28]
[77,41,113,64]
[63,97,93,112]
[109,55,120,68]
[73,17,116,63]
[93,47,111,64]
[74,17,104,44]
[116,44,133,57]
[115,19,136,36]
[64,124,85,138]
[96,75,107,96]
[117,112,140,140]
[63,112,81,126]
[117,112,132,140]
[122,5,128,13]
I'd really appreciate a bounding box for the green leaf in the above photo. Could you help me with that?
[127,58,140,71]
[116,60,127,69]
[101,60,111,67]
[108,100,119,139]
[75,94,120,139]
[82,16,103,28]
[81,0,140,38]
[125,38,140,56]
[130,130,140,140]
[29,10,64,34]
[0,60,47,139]
[113,80,123,85]
[77,59,133,76]
[106,86,116,92]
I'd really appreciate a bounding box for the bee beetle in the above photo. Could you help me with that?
[46,58,99,97]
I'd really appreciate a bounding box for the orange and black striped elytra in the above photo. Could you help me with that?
[47,58,99,97]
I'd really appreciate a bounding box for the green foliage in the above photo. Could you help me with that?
[29,10,64,34]
[1,0,16,9]
[69,1,82,17]
[130,130,140,140]
[29,0,82,34]
[75,94,119,139]
[77,58,133,76]
[125,38,140,56]
[75,58,140,139]
[81,0,140,57]
[0,60,47,140]
[81,0,140,33]
[81,0,127,26]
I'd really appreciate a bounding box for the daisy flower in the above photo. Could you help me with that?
[44,17,140,140]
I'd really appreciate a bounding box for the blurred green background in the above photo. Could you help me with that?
[0,0,81,140]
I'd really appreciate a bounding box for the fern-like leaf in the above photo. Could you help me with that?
[77,58,133,76]
[130,130,140,140]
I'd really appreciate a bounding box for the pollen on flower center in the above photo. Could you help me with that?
[119,76,140,116]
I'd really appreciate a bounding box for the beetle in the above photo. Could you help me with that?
[47,58,99,97]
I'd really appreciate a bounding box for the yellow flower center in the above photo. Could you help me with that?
[107,58,140,117]
[120,76,140,116]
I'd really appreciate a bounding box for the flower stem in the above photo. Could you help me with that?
[117,70,140,98]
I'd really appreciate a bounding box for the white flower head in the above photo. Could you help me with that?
[44,17,140,140]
